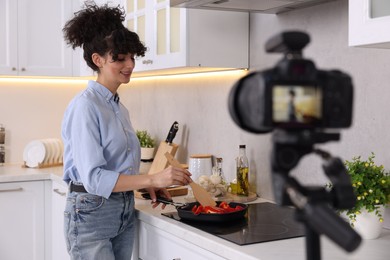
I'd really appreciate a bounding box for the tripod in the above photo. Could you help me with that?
[271,129,361,260]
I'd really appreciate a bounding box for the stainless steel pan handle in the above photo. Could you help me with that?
[141,193,186,208]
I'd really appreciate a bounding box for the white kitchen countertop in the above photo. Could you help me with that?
[0,165,389,260]
[0,163,65,184]
[136,197,390,260]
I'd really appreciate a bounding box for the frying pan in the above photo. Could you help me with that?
[141,193,248,222]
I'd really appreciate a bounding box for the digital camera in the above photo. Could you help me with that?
[228,31,353,134]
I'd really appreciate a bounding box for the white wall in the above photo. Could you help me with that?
[0,79,86,164]
[0,0,389,201]
[248,0,390,192]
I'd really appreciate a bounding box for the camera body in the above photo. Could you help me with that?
[229,31,353,134]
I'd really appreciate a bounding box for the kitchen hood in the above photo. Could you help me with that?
[170,0,337,14]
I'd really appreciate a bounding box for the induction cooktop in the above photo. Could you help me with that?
[162,202,305,246]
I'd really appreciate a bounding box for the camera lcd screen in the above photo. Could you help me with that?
[272,85,322,127]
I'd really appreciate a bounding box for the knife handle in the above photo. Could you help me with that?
[165,121,179,144]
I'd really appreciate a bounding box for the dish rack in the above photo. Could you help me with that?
[22,161,63,169]
[22,138,64,168]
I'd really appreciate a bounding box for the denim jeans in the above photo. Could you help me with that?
[64,190,135,260]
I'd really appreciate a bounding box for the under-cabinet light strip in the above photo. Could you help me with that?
[0,69,248,84]
[132,69,248,81]
[0,77,90,85]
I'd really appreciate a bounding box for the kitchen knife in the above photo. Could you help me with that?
[165,121,179,145]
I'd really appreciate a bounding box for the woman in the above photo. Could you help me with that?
[61,3,192,260]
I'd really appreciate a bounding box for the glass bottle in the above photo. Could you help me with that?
[236,145,249,196]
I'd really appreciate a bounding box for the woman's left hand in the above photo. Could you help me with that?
[145,188,171,209]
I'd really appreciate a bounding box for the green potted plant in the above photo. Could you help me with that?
[136,130,156,161]
[341,152,390,239]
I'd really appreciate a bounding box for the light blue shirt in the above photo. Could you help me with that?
[62,81,140,199]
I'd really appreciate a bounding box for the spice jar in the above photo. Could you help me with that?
[0,124,5,145]
[0,146,5,165]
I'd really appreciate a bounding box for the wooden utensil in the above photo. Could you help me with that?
[165,152,217,207]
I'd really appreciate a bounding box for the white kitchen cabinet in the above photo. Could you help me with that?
[138,221,225,260]
[349,0,390,48]
[0,180,45,260]
[48,181,69,260]
[126,0,249,75]
[0,0,74,76]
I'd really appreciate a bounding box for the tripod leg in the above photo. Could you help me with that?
[306,225,321,260]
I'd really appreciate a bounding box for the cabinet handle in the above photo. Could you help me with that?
[0,187,23,192]
[142,59,153,65]
[53,188,67,196]
[12,67,17,71]
[21,68,26,72]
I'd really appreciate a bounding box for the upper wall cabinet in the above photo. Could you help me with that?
[126,0,249,75]
[349,0,390,48]
[0,0,74,76]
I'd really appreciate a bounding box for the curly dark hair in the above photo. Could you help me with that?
[63,2,147,72]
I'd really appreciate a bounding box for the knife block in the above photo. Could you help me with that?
[148,141,178,175]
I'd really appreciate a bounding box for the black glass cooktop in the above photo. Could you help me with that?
[162,202,305,246]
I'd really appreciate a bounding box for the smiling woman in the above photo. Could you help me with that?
[60,2,192,260]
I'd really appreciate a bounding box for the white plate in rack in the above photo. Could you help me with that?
[58,140,64,163]
[52,139,62,164]
[42,139,54,164]
[23,140,46,168]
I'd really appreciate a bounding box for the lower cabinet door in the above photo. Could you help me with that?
[51,181,69,260]
[0,181,45,260]
[138,221,225,260]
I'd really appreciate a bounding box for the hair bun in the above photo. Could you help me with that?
[63,3,126,49]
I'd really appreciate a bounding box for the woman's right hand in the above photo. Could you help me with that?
[152,166,192,188]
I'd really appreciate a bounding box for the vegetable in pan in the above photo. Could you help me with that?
[191,201,245,215]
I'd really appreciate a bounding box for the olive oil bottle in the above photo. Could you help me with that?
[236,145,249,196]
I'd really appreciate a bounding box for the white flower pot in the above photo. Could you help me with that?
[353,206,384,239]
[140,147,155,161]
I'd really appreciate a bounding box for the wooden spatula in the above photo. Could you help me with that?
[164,152,217,207]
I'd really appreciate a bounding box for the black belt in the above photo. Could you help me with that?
[69,182,133,195]
[70,182,88,193]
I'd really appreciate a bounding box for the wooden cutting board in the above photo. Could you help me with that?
[135,186,188,199]
[148,141,178,175]
[219,192,258,203]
